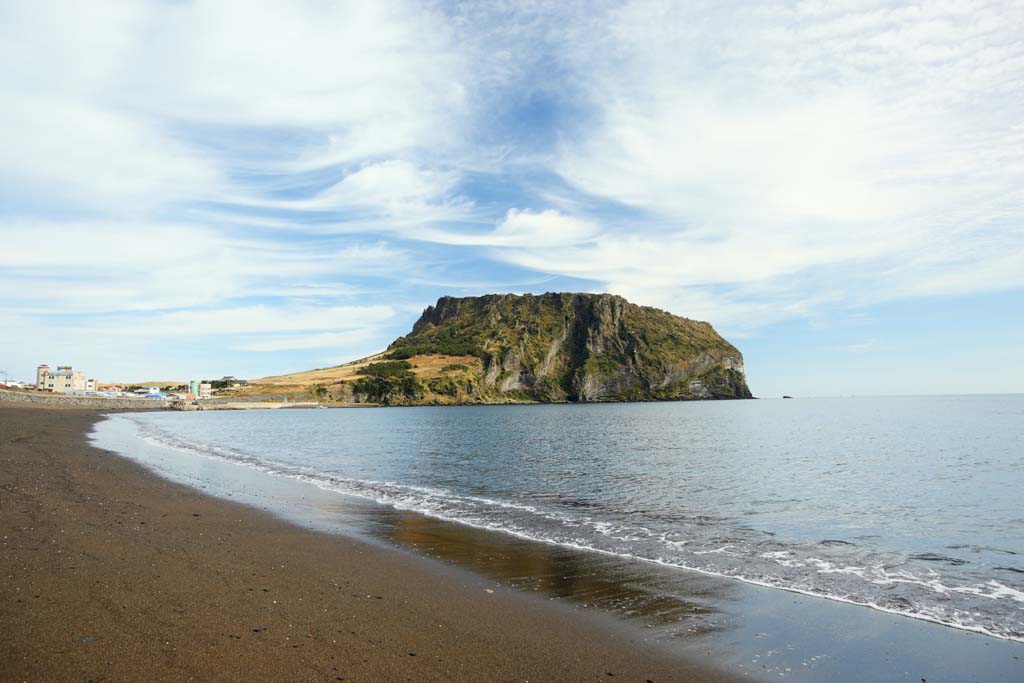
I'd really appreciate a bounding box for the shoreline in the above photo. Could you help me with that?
[0,405,735,681]
[94,405,1024,649]
[11,387,1024,411]
[1,387,755,413]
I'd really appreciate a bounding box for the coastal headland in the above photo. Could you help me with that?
[0,404,734,682]
[250,292,753,406]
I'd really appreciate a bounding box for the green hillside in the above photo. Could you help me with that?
[348,292,751,404]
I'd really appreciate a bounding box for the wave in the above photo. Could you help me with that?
[97,414,1024,643]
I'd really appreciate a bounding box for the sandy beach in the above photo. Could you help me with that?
[0,405,736,682]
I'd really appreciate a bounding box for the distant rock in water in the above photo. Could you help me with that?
[370,292,752,404]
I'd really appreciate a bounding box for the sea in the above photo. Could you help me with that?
[92,395,1024,647]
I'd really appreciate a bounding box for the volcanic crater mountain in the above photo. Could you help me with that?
[255,293,752,405]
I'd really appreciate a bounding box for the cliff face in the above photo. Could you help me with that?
[378,292,752,404]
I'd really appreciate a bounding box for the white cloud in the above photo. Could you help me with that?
[0,1,468,156]
[0,221,408,314]
[0,1,474,223]
[115,304,396,337]
[0,94,223,211]
[406,209,600,248]
[127,1,467,146]
[318,162,458,210]
[236,160,474,229]
[482,209,600,247]
[235,329,381,352]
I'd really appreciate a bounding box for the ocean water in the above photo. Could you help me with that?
[93,396,1024,642]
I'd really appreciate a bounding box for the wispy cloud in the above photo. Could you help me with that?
[845,340,877,353]
[235,329,383,353]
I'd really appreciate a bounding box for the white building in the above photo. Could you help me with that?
[37,364,96,393]
[199,383,212,399]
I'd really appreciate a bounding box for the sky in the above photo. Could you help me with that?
[1,0,1022,396]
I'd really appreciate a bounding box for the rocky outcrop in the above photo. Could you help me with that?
[385,292,753,403]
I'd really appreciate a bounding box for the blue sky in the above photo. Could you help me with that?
[1,1,1022,396]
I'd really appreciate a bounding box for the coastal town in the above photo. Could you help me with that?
[0,363,248,407]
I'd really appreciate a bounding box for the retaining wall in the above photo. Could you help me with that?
[0,389,168,410]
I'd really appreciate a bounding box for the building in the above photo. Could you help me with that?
[37,364,96,393]
[130,387,165,399]
[199,383,213,399]
[189,379,200,396]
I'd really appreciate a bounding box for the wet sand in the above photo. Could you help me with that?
[0,406,738,682]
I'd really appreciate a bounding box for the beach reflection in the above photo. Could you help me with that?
[331,503,737,639]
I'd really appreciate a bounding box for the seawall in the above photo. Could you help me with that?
[0,388,168,410]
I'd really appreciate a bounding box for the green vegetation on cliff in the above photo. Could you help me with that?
[350,361,422,403]
[360,360,414,378]
[346,292,752,405]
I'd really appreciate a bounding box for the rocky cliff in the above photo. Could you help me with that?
[355,292,752,404]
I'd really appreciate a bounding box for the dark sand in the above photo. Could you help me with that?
[0,406,739,682]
